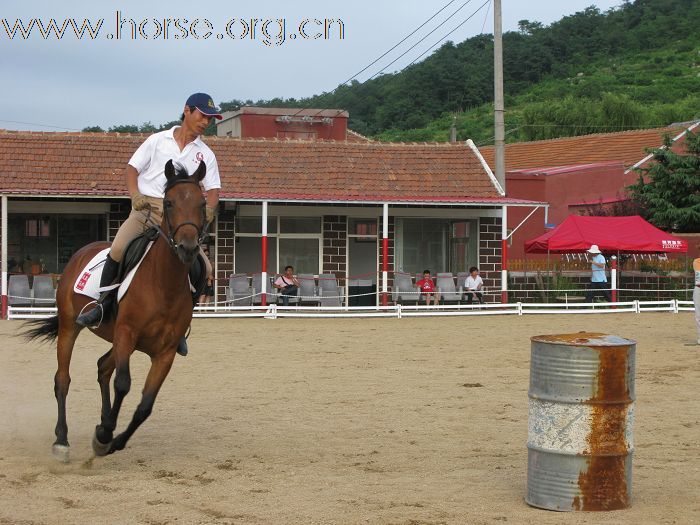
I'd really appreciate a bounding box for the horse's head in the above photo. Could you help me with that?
[163,160,206,265]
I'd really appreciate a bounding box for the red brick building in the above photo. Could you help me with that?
[0,129,541,312]
[217,107,352,141]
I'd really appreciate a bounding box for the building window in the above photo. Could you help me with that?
[234,216,321,275]
[25,218,50,237]
[349,219,377,242]
[395,218,478,275]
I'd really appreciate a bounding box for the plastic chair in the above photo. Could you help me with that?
[391,273,419,304]
[251,273,277,305]
[32,275,56,306]
[457,272,469,301]
[226,274,252,306]
[8,275,32,307]
[318,273,342,307]
[297,274,319,305]
[436,272,462,304]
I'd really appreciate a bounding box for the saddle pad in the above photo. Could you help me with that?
[73,243,154,302]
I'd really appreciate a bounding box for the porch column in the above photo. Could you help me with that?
[261,201,268,307]
[501,205,508,304]
[1,195,7,319]
[382,203,389,306]
[611,256,618,303]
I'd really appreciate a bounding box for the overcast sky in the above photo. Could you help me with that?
[1,0,623,131]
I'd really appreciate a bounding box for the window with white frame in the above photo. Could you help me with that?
[234,216,322,275]
[395,218,478,275]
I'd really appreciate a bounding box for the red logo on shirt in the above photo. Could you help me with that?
[195,152,204,162]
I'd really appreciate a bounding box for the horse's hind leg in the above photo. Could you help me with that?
[92,348,115,455]
[53,322,80,463]
[109,351,175,454]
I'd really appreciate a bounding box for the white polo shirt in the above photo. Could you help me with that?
[465,275,483,290]
[128,126,221,198]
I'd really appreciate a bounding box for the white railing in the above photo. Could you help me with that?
[7,300,693,320]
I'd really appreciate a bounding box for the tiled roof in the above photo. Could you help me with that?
[0,130,505,203]
[480,127,686,171]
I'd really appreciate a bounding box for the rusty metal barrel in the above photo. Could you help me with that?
[526,332,635,511]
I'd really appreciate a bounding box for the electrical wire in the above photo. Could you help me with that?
[480,0,492,34]
[0,119,80,131]
[299,0,477,120]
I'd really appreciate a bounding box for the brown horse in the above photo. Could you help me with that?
[24,160,207,462]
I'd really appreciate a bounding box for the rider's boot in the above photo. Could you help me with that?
[176,337,188,357]
[76,255,119,327]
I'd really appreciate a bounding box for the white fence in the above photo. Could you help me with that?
[7,300,695,320]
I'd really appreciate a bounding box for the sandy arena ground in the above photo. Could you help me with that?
[0,313,698,525]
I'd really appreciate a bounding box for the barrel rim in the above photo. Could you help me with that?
[531,332,636,346]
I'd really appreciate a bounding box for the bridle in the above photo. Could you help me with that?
[148,178,208,253]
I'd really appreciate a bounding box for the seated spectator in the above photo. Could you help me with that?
[464,266,484,304]
[416,269,439,306]
[274,265,300,306]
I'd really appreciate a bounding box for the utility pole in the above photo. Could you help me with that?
[494,0,505,193]
[494,0,508,303]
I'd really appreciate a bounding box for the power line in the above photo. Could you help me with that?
[339,0,461,87]
[319,0,489,123]
[292,0,464,119]
[480,0,492,34]
[310,0,484,123]
[365,0,476,82]
[0,119,80,131]
[401,0,491,69]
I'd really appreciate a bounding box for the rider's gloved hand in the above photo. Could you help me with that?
[205,206,215,224]
[131,192,151,211]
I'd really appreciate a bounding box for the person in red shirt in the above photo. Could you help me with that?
[416,269,439,306]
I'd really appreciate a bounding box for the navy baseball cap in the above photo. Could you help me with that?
[185,93,222,120]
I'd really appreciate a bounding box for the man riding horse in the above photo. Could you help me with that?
[76,93,222,357]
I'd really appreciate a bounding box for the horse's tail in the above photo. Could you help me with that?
[22,315,60,343]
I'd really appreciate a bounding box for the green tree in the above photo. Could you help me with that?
[82,125,104,132]
[628,130,700,232]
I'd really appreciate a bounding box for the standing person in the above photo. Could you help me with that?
[585,244,612,302]
[198,246,214,306]
[274,265,300,306]
[76,93,223,357]
[416,269,439,306]
[694,250,700,345]
[464,266,484,304]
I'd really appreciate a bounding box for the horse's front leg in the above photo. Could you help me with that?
[92,348,115,455]
[92,330,135,455]
[108,350,176,454]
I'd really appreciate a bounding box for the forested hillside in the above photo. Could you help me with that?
[91,0,700,143]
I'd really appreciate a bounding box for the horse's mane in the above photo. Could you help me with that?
[163,162,196,193]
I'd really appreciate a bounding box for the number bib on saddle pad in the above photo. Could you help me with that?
[73,244,155,303]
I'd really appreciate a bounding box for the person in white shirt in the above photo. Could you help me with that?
[77,93,222,357]
[464,266,484,304]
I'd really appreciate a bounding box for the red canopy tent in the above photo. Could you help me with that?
[525,215,688,254]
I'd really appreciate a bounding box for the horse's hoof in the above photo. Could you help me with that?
[52,444,70,463]
[92,433,111,457]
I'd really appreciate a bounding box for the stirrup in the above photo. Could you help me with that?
[76,302,103,327]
